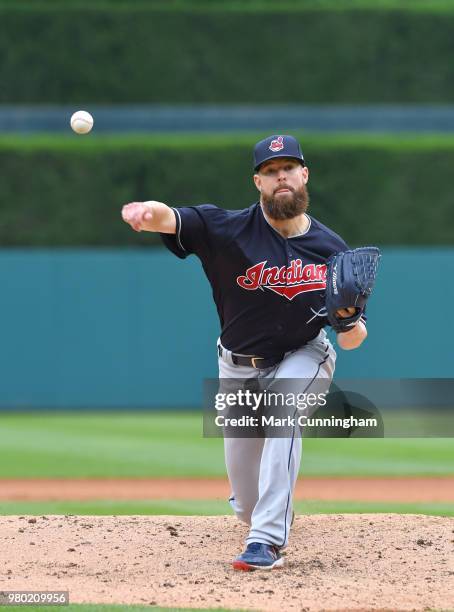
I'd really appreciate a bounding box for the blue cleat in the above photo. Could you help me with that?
[232,542,284,571]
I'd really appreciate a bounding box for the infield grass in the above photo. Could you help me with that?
[0,499,452,517]
[0,412,453,478]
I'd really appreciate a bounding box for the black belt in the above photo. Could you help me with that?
[218,345,284,369]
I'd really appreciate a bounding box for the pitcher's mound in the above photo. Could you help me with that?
[0,514,452,611]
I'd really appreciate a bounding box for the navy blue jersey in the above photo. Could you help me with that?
[160,202,348,357]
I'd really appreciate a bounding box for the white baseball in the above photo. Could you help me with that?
[70,110,94,134]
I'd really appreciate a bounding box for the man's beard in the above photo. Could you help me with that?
[261,183,309,220]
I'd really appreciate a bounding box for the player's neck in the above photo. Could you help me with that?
[260,205,310,239]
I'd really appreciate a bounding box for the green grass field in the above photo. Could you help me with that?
[0,412,451,612]
[0,412,452,518]
[0,412,452,478]
[0,499,452,517]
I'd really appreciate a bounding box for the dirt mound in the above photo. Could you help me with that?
[0,514,452,611]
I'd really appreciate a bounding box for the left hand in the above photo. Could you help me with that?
[336,307,356,319]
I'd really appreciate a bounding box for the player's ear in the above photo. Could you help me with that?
[302,165,309,184]
[253,173,261,192]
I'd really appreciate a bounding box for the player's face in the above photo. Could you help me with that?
[254,158,309,220]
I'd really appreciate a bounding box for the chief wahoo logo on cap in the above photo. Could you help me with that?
[269,136,284,152]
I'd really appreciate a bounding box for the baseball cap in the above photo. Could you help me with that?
[253,135,305,171]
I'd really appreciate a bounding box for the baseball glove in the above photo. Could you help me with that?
[325,247,381,333]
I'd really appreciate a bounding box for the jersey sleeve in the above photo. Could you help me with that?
[159,204,224,260]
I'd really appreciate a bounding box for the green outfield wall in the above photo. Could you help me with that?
[1,2,454,104]
[1,133,454,246]
[0,247,451,409]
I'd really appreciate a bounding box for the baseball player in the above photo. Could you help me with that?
[121,135,369,571]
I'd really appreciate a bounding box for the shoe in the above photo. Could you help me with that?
[232,542,284,571]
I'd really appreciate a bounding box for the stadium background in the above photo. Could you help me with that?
[0,2,453,611]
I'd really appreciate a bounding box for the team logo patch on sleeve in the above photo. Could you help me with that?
[237,259,327,301]
[269,136,284,152]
